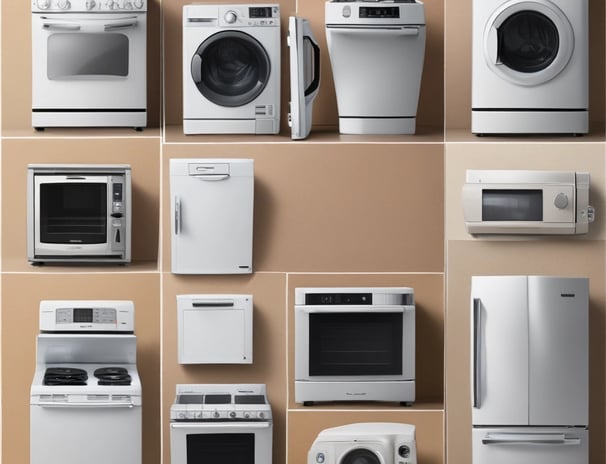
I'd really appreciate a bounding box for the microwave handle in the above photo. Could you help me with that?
[472,297,482,409]
[174,196,181,236]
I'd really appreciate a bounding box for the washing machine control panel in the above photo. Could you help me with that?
[218,5,279,26]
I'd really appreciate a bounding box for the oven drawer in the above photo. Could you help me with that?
[170,421,273,464]
[30,403,141,464]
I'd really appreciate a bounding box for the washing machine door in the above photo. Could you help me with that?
[191,30,271,107]
[339,448,382,464]
[483,0,574,86]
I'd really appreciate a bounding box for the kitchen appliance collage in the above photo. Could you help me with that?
[1,0,605,464]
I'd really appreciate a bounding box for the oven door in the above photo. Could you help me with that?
[294,306,415,382]
[31,13,146,110]
[33,175,114,258]
[170,421,273,464]
[30,401,141,464]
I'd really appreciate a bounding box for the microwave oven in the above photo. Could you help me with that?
[27,164,131,264]
[462,170,595,235]
[294,287,415,406]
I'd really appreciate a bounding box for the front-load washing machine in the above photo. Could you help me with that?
[472,0,588,135]
[308,423,417,464]
[183,4,280,135]
[325,0,426,135]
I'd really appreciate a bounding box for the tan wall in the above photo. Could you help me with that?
[2,1,606,464]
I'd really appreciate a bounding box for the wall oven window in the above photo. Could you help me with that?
[40,182,107,244]
[47,33,129,79]
[309,312,403,376]
[482,189,543,221]
[187,434,254,464]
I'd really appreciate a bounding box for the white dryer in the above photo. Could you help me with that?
[472,0,588,135]
[325,1,426,135]
[183,4,280,135]
[308,423,417,464]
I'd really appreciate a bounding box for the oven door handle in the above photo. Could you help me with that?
[171,422,272,430]
[299,307,407,314]
[40,16,138,32]
[36,402,136,409]
[104,18,139,31]
[42,20,81,32]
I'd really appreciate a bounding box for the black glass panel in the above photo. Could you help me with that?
[178,395,205,405]
[309,312,403,376]
[40,183,107,244]
[234,395,266,405]
[341,449,381,464]
[204,394,232,404]
[186,434,254,464]
[497,11,559,73]
[192,31,270,107]
[482,190,543,221]
[47,33,129,79]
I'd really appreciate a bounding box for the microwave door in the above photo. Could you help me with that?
[471,276,529,426]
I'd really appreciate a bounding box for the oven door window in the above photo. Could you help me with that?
[482,189,543,221]
[47,33,129,79]
[39,183,107,244]
[187,433,254,464]
[308,312,403,376]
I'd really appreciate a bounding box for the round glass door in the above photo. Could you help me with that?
[483,0,574,86]
[191,30,271,107]
[497,11,559,73]
[340,449,381,464]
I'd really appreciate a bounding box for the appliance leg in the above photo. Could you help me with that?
[399,401,413,407]
[303,401,314,407]
[34,127,45,132]
[134,127,144,132]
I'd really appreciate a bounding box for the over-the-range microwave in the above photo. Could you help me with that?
[462,170,595,235]
[294,287,415,406]
[27,164,131,264]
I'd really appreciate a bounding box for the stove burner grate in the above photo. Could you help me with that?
[94,367,132,386]
[43,367,88,386]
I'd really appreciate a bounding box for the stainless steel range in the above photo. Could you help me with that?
[30,300,142,464]
[31,0,147,130]
[170,384,273,464]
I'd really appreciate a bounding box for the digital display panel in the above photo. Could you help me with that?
[73,308,93,323]
[249,7,272,18]
[359,7,400,18]
[482,190,543,221]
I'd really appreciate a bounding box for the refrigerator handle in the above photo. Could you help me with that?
[174,196,181,235]
[473,297,482,408]
[482,433,581,446]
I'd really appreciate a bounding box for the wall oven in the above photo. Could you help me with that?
[170,384,273,464]
[27,164,131,264]
[31,0,147,130]
[295,287,415,406]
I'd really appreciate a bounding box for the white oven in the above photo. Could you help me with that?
[27,164,132,264]
[295,287,415,406]
[170,384,273,464]
[31,0,147,129]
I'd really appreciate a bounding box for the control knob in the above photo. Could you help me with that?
[224,10,237,24]
[229,411,237,418]
[58,0,71,9]
[86,0,96,9]
[398,445,411,458]
[258,411,265,419]
[554,192,569,210]
[122,0,133,9]
[36,0,51,9]
[133,0,144,8]
[213,411,220,418]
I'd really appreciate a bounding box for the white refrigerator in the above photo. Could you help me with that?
[471,276,588,464]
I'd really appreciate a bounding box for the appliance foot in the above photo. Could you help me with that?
[34,127,45,132]
[134,127,144,132]
[302,401,314,407]
[400,401,413,407]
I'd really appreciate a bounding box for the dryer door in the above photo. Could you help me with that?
[483,0,574,86]
[191,30,271,107]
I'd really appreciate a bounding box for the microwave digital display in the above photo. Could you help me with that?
[482,189,543,221]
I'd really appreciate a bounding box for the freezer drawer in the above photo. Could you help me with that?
[473,428,588,464]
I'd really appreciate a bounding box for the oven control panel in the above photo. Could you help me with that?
[39,300,135,332]
[33,0,147,12]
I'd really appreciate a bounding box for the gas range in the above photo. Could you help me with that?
[171,384,272,422]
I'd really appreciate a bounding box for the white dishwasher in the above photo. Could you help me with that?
[170,159,254,274]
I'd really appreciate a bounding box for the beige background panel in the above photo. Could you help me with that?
[1,273,161,464]
[1,1,163,132]
[445,240,605,464]
[287,273,444,409]
[444,0,605,135]
[162,143,444,272]
[287,409,444,464]
[445,142,606,241]
[161,273,287,464]
[1,138,160,271]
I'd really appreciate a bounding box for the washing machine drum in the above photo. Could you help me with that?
[340,449,381,464]
[485,1,574,86]
[191,30,271,107]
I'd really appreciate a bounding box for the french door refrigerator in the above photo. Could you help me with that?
[471,276,588,464]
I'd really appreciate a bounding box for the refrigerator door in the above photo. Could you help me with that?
[170,159,254,274]
[472,427,588,464]
[471,276,529,426]
[528,277,589,426]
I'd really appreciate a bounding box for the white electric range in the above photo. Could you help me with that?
[30,300,142,464]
